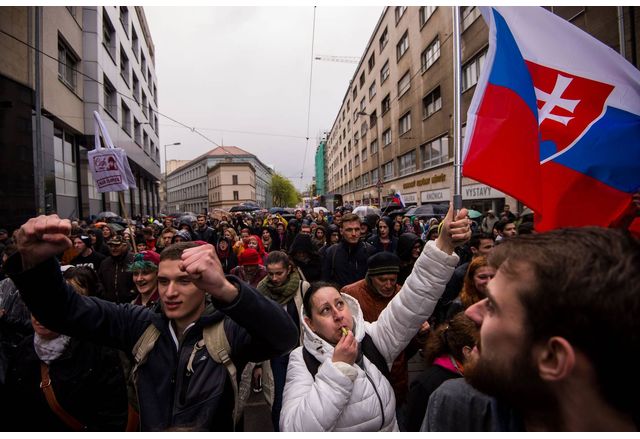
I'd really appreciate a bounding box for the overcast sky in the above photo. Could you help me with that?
[144,6,384,192]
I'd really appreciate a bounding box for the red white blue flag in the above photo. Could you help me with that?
[391,192,406,207]
[462,7,640,231]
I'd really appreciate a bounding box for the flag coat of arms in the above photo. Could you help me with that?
[462,6,640,231]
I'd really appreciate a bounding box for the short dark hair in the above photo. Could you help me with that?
[341,213,360,225]
[265,250,290,268]
[489,227,640,415]
[303,281,340,318]
[469,232,493,250]
[495,218,515,233]
[160,241,200,262]
[63,266,103,297]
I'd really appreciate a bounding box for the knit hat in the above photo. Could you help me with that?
[367,252,400,276]
[79,235,92,248]
[174,230,191,242]
[238,248,261,266]
[128,250,160,272]
[107,235,125,245]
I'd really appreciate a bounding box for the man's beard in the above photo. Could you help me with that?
[464,340,559,418]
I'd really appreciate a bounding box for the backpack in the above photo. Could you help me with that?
[130,320,241,429]
[302,333,390,381]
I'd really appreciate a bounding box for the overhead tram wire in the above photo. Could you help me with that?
[300,6,317,184]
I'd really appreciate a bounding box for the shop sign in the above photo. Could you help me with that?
[404,193,417,203]
[463,184,505,200]
[421,188,451,203]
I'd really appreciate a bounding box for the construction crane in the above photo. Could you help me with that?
[314,55,360,64]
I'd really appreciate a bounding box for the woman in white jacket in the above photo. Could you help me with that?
[279,205,471,432]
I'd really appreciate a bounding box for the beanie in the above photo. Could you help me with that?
[79,235,93,248]
[238,248,261,266]
[366,251,401,276]
[128,250,160,272]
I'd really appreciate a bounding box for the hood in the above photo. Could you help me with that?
[288,233,316,255]
[327,224,340,234]
[364,213,380,229]
[396,232,423,260]
[301,292,366,364]
[250,234,267,255]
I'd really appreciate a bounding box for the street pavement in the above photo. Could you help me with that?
[243,389,274,432]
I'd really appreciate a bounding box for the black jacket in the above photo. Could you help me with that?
[321,240,376,288]
[193,226,217,245]
[97,252,136,303]
[6,255,299,432]
[3,336,128,431]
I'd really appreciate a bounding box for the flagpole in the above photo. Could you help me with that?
[452,6,463,212]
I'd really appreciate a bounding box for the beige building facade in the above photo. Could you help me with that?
[208,162,256,210]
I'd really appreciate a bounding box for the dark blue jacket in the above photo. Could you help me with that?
[6,255,299,432]
[321,240,376,288]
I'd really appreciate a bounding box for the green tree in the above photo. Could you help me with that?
[271,173,301,207]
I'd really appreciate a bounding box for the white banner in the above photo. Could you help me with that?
[88,111,137,193]
[463,183,505,200]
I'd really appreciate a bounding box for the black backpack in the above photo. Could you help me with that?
[302,333,390,380]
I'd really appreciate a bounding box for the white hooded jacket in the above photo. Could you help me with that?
[280,240,458,431]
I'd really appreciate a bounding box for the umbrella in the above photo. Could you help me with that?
[313,207,329,214]
[352,205,381,219]
[269,207,287,214]
[96,211,119,220]
[230,205,260,212]
[210,208,232,220]
[178,214,197,224]
[467,209,483,219]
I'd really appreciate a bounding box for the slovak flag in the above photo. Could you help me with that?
[391,192,406,207]
[462,7,640,232]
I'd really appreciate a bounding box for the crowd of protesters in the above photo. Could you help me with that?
[0,201,638,432]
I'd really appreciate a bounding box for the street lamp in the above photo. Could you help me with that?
[357,111,383,207]
[163,142,181,212]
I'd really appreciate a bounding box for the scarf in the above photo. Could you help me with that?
[34,333,72,364]
[257,270,301,305]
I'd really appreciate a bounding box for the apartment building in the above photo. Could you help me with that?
[323,6,638,213]
[166,145,273,214]
[0,6,161,230]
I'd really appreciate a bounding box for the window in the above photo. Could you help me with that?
[103,75,116,117]
[368,53,375,71]
[462,6,481,31]
[462,50,487,91]
[423,86,442,118]
[355,154,360,166]
[361,123,367,137]
[142,92,148,117]
[102,9,116,60]
[233,191,239,201]
[379,27,388,51]
[352,86,358,101]
[134,118,141,145]
[367,81,377,100]
[141,52,147,79]
[420,6,437,26]
[398,150,416,175]
[153,84,158,105]
[353,109,358,122]
[383,128,392,146]
[399,112,411,135]
[421,38,440,72]
[395,6,407,23]
[355,176,361,189]
[232,175,238,185]
[120,46,129,85]
[396,31,409,60]
[371,168,379,184]
[362,146,368,162]
[132,27,139,60]
[54,128,77,197]
[370,138,378,155]
[58,39,78,90]
[120,6,129,35]
[155,115,159,135]
[380,60,389,83]
[381,94,391,114]
[398,70,411,97]
[132,74,140,102]
[359,97,365,111]
[359,71,365,88]
[383,160,394,180]
[348,160,352,171]
[369,110,377,127]
[421,135,450,168]
[121,100,131,134]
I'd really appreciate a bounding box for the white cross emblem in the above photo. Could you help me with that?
[534,74,580,126]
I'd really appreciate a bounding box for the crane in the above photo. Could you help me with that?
[314,55,360,64]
